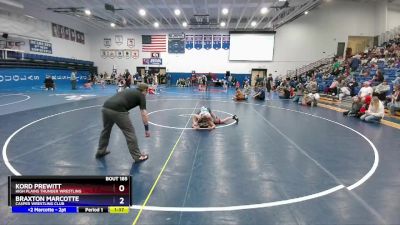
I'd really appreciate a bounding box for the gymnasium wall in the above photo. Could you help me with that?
[388,8,400,31]
[0,6,91,60]
[88,0,382,77]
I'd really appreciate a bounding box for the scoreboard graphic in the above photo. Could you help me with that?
[8,176,131,214]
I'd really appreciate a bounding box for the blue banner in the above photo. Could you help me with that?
[222,35,230,50]
[194,35,203,50]
[185,35,193,49]
[213,35,222,50]
[203,35,212,50]
[143,58,162,65]
[0,68,89,90]
[29,40,53,54]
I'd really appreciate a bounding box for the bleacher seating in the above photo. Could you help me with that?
[1,49,94,66]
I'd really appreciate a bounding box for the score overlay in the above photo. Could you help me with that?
[8,176,131,214]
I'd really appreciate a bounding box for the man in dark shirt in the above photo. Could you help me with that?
[96,83,150,162]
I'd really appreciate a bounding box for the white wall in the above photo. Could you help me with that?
[375,0,388,35]
[388,9,400,31]
[89,0,380,76]
[0,6,91,60]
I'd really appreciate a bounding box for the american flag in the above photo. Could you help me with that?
[142,35,167,52]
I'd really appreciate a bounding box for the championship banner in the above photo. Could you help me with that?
[203,35,212,50]
[213,35,222,50]
[29,40,52,54]
[185,35,194,50]
[194,35,203,50]
[131,50,139,59]
[124,50,131,59]
[127,38,135,48]
[115,35,123,45]
[109,50,116,59]
[222,35,230,50]
[101,50,107,58]
[143,58,162,65]
[117,50,123,59]
[168,33,185,54]
[104,38,111,48]
[70,29,76,42]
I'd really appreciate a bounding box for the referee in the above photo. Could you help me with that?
[96,83,150,162]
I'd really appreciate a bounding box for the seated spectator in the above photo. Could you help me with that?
[358,82,373,98]
[373,80,390,101]
[278,81,290,99]
[44,76,55,91]
[301,91,319,107]
[293,83,304,104]
[232,88,247,101]
[347,78,358,96]
[243,82,251,96]
[371,70,384,85]
[360,96,384,123]
[343,96,363,117]
[83,81,93,89]
[387,84,400,115]
[253,86,265,100]
[358,95,372,118]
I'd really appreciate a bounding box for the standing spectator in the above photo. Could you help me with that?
[349,55,361,72]
[70,70,77,90]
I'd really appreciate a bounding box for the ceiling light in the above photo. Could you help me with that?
[84,9,91,15]
[174,9,181,16]
[139,9,146,16]
[182,21,188,27]
[222,8,228,15]
[279,0,287,2]
[251,21,257,27]
[220,21,226,27]
[260,7,268,14]
[154,22,159,28]
[304,11,309,15]
[110,23,115,27]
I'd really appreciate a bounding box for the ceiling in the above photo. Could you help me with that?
[16,0,322,30]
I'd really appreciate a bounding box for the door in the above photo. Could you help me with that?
[251,69,267,86]
[136,67,145,76]
[337,42,345,58]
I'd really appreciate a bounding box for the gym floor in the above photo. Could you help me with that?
[0,85,399,225]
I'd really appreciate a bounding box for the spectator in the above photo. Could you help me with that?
[253,86,265,100]
[44,75,55,91]
[373,80,390,101]
[360,96,384,123]
[292,83,304,104]
[349,55,361,71]
[358,82,373,98]
[70,70,77,90]
[358,95,372,118]
[343,96,363,117]
[387,84,400,115]
[232,88,247,101]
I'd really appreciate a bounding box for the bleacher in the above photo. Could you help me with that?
[0,49,94,67]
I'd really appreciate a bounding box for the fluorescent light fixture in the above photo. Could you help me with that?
[174,9,181,16]
[220,21,226,27]
[110,23,116,27]
[261,7,268,14]
[222,8,228,15]
[139,9,146,16]
[84,9,91,15]
[154,22,159,28]
[182,21,188,27]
